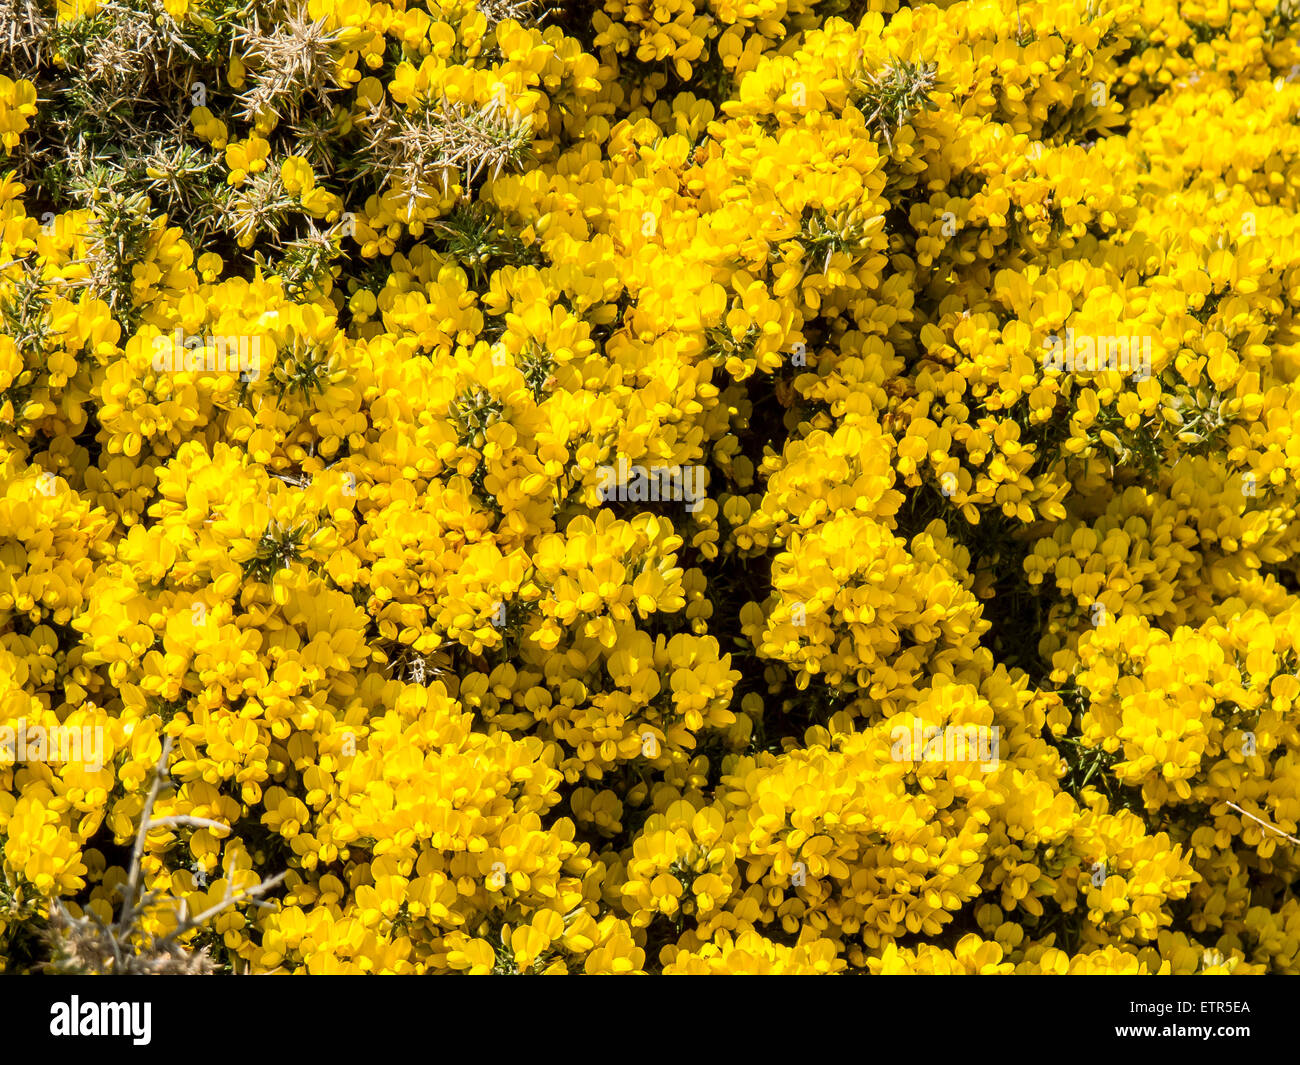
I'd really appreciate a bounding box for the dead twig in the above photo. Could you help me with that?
[1225,801,1300,846]
[42,734,286,974]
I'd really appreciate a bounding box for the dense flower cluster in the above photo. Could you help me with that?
[1,0,1299,974]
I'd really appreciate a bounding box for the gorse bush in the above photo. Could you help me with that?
[1,0,1300,975]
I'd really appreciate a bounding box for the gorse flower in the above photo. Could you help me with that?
[0,0,1297,978]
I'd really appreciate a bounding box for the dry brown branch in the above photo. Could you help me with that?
[43,735,286,974]
[1225,801,1300,846]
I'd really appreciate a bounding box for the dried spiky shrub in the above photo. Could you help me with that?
[474,0,548,29]
[0,0,50,66]
[11,0,230,245]
[55,0,202,101]
[234,1,350,121]
[286,106,345,176]
[356,95,533,210]
[41,739,285,975]
[43,902,221,975]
